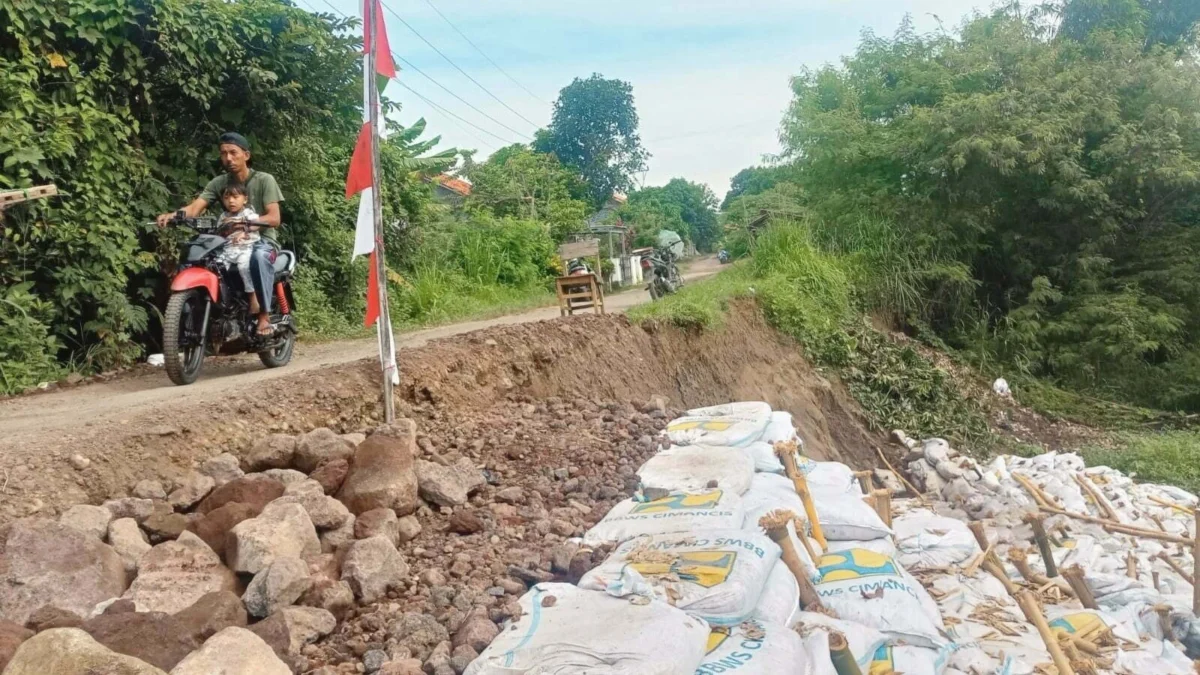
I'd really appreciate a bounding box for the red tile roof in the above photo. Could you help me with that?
[434,174,472,197]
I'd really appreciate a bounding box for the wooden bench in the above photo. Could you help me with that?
[555,273,605,316]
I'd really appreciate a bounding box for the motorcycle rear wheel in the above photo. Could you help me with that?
[259,331,295,368]
[163,289,207,385]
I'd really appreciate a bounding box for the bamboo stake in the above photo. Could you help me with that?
[1074,473,1121,522]
[1153,570,1161,591]
[982,554,1020,595]
[1015,590,1077,675]
[1126,550,1138,580]
[1192,509,1200,616]
[1014,473,1055,509]
[873,445,928,505]
[1148,494,1192,515]
[968,520,991,551]
[1158,552,1194,584]
[1026,513,1060,578]
[760,510,825,612]
[791,514,822,567]
[776,445,827,550]
[1061,566,1098,610]
[1154,605,1175,641]
[828,632,863,675]
[853,471,874,496]
[1041,505,1194,545]
[872,489,892,528]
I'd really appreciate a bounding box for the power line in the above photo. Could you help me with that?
[308,0,528,143]
[418,0,549,107]
[396,81,513,147]
[378,0,542,129]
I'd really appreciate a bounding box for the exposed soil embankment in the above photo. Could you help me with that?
[0,302,882,524]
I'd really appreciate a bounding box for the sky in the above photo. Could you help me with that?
[317,0,991,200]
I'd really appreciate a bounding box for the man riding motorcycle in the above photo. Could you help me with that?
[157,132,284,337]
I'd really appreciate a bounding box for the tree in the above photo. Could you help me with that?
[1052,0,1200,47]
[462,146,589,242]
[620,190,689,247]
[629,179,720,252]
[721,165,797,209]
[533,74,649,207]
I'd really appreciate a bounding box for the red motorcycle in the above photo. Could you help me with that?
[161,212,298,385]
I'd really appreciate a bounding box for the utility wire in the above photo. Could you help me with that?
[378,0,542,129]
[309,0,527,143]
[395,81,511,147]
[418,0,550,107]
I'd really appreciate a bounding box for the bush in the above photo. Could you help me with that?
[0,283,61,392]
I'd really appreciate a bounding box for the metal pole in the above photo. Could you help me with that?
[366,0,396,422]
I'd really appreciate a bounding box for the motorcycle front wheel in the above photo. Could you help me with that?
[163,289,208,385]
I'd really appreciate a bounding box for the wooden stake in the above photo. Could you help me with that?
[828,632,863,675]
[1154,604,1175,641]
[1126,550,1138,580]
[1010,547,1055,588]
[1153,570,1161,591]
[982,554,1020,596]
[1074,473,1120,522]
[777,447,827,550]
[791,515,822,567]
[853,471,874,496]
[1040,506,1194,546]
[1026,513,1059,578]
[760,510,825,612]
[872,489,892,528]
[1015,590,1077,675]
[1158,552,1194,584]
[968,520,991,551]
[873,445,928,504]
[1192,509,1200,616]
[0,185,58,212]
[1061,566,1098,610]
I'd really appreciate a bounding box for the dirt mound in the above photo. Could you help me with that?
[0,302,882,524]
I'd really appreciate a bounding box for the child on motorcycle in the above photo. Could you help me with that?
[217,183,266,324]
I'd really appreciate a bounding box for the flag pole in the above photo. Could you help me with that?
[366,0,396,422]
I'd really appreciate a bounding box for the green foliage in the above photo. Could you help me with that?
[626,179,720,252]
[721,165,798,209]
[0,283,62,391]
[534,74,649,207]
[1081,431,1200,495]
[462,145,589,242]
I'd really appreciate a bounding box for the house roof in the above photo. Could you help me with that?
[432,174,472,197]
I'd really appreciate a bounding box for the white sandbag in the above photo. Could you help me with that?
[800,459,859,497]
[751,560,800,626]
[793,629,837,675]
[695,620,809,675]
[743,441,787,474]
[742,473,805,522]
[638,445,755,495]
[791,611,886,671]
[465,582,709,675]
[868,645,949,675]
[812,548,947,648]
[579,529,780,626]
[813,493,892,541]
[760,411,798,444]
[825,537,897,559]
[892,510,980,569]
[583,490,745,546]
[668,402,772,448]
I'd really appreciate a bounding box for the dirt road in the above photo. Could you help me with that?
[0,256,722,441]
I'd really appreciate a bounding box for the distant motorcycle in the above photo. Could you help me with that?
[718,249,730,264]
[641,247,684,300]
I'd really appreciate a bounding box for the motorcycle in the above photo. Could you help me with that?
[641,247,684,300]
[159,212,298,385]
[718,249,730,264]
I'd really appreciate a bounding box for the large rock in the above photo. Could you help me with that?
[167,473,216,510]
[25,605,83,631]
[142,511,189,541]
[294,428,355,473]
[263,469,308,485]
[197,474,285,515]
[185,502,258,556]
[82,609,199,670]
[108,518,152,574]
[248,606,335,668]
[246,434,297,472]
[172,591,247,643]
[355,508,399,546]
[309,458,350,495]
[386,612,448,661]
[132,480,168,501]
[319,514,356,554]
[275,479,353,530]
[452,614,498,653]
[299,579,355,620]
[103,498,156,523]
[341,535,409,603]
[226,502,320,575]
[3,628,168,675]
[169,626,290,675]
[0,518,127,625]
[199,453,245,487]
[0,620,33,671]
[242,557,311,618]
[338,421,419,516]
[59,504,114,541]
[121,531,236,614]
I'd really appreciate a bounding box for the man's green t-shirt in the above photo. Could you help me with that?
[199,170,284,240]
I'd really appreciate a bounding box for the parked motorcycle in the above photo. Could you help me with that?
[159,212,298,385]
[641,247,684,300]
[718,249,730,264]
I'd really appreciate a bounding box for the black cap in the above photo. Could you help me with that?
[218,132,250,151]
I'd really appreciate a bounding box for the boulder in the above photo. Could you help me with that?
[248,606,335,668]
[275,479,353,530]
[172,591,247,642]
[299,579,355,620]
[342,432,366,447]
[121,531,236,614]
[415,458,484,508]
[319,514,356,554]
[198,453,244,487]
[0,619,33,671]
[354,508,399,546]
[263,469,308,485]
[452,615,498,653]
[108,518,152,574]
[226,502,320,575]
[24,605,84,632]
[104,498,156,523]
[242,557,311,618]
[0,518,127,625]
[386,612,448,661]
[309,458,350,495]
[3,628,167,675]
[132,480,168,501]
[81,609,198,670]
[59,504,114,541]
[294,428,355,473]
[169,626,290,675]
[396,515,422,543]
[379,659,425,675]
[447,510,485,535]
[185,502,258,556]
[167,473,216,511]
[142,511,189,541]
[338,421,420,516]
[246,434,297,472]
[341,536,409,603]
[198,474,285,515]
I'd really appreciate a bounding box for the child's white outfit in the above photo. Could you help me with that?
[220,207,260,291]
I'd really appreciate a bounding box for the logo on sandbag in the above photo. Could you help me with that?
[668,418,735,432]
[705,627,731,655]
[630,550,737,588]
[631,490,724,514]
[868,644,894,675]
[1049,612,1106,635]
[816,549,899,582]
